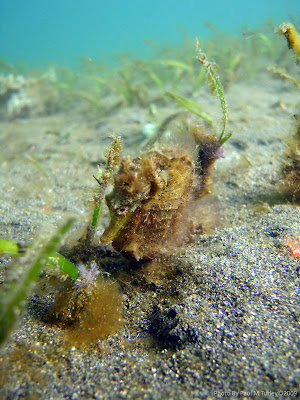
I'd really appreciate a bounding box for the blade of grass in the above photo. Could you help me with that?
[25,155,57,186]
[0,218,75,346]
[267,66,300,89]
[91,201,103,230]
[196,39,232,143]
[149,59,193,71]
[165,91,213,125]
[135,59,164,90]
[89,136,122,236]
[256,33,277,58]
[47,252,79,280]
[0,239,23,255]
[192,68,206,95]
[0,240,78,280]
[70,90,102,113]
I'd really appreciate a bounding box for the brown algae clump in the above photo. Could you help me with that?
[96,48,229,261]
[100,126,223,260]
[47,264,123,345]
[65,277,123,344]
[281,114,300,200]
[276,23,300,64]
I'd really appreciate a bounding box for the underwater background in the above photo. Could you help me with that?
[1,0,300,67]
[1,1,300,399]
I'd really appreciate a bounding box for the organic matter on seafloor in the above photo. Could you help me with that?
[100,125,223,260]
[281,114,300,200]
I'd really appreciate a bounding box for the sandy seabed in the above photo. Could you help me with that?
[0,73,300,399]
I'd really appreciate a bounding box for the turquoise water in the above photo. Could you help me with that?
[0,0,299,67]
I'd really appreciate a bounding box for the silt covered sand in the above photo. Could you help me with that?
[0,72,300,399]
